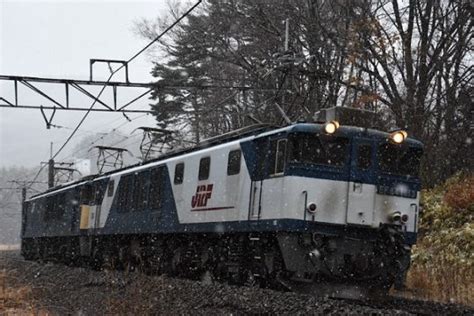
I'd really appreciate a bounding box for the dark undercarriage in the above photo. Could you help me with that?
[21,224,410,298]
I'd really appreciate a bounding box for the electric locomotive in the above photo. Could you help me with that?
[21,107,423,295]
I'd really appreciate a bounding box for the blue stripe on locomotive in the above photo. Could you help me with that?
[100,166,180,235]
[23,187,81,238]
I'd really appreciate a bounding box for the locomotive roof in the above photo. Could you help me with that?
[27,122,422,200]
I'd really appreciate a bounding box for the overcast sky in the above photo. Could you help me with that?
[0,0,170,168]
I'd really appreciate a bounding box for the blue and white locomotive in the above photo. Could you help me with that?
[21,107,423,294]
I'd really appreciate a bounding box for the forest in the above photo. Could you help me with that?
[136,0,473,186]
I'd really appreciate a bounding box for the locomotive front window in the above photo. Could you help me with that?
[357,144,372,170]
[290,134,348,167]
[275,139,287,174]
[377,143,422,177]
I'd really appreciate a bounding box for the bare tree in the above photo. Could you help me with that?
[137,0,473,184]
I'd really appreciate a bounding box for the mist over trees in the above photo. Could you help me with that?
[0,167,45,244]
[136,0,473,185]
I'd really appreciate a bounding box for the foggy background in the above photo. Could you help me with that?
[0,0,168,244]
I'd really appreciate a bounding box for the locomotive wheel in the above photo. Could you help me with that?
[170,247,183,276]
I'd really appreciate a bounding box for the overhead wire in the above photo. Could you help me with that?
[53,0,201,160]
[58,113,149,161]
[26,0,202,188]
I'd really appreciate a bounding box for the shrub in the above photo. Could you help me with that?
[408,173,474,305]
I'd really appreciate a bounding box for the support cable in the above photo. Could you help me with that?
[59,113,148,162]
[26,0,202,188]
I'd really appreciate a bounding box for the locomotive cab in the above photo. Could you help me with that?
[257,108,424,291]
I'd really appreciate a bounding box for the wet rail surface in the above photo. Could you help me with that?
[1,250,472,315]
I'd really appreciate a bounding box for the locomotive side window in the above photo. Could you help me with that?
[357,144,372,170]
[149,167,163,210]
[290,134,348,167]
[274,139,287,174]
[199,157,211,180]
[227,150,241,176]
[174,163,185,184]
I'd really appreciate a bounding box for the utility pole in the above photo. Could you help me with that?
[284,18,290,51]
[47,142,54,188]
[21,187,26,204]
[20,186,27,240]
[48,159,55,188]
[279,18,291,125]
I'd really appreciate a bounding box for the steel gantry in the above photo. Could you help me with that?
[0,74,154,114]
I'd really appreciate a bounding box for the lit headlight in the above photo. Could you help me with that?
[389,130,408,144]
[324,121,340,134]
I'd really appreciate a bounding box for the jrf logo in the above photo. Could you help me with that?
[191,184,213,208]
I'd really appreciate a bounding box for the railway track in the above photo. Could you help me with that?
[1,249,472,315]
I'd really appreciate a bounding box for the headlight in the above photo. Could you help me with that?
[324,121,340,134]
[389,211,401,222]
[389,130,408,144]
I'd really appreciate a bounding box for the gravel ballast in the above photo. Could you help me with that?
[0,250,472,315]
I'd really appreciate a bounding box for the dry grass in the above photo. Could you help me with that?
[405,263,474,306]
[0,268,50,315]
